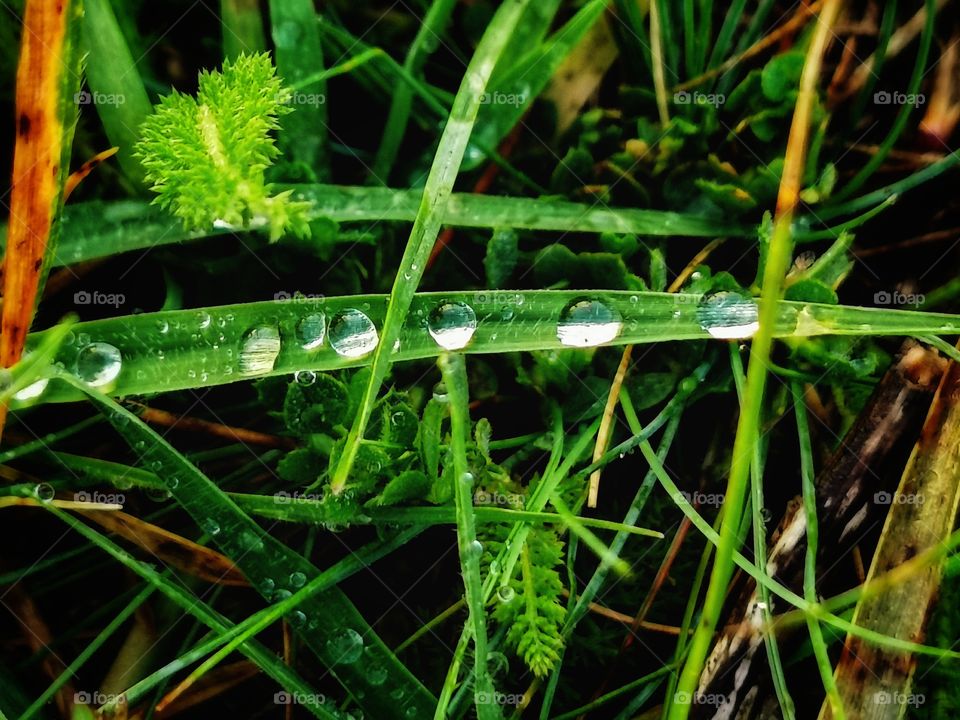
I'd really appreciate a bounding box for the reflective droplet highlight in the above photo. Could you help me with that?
[427,302,477,350]
[696,292,760,339]
[239,326,281,376]
[556,299,622,347]
[326,628,364,664]
[75,342,123,387]
[296,312,326,350]
[328,309,379,358]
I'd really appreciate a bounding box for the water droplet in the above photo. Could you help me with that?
[432,381,449,402]
[556,299,622,347]
[328,309,379,358]
[289,571,307,588]
[288,610,306,628]
[326,628,364,664]
[427,302,477,350]
[467,540,483,557]
[496,585,515,603]
[35,483,54,502]
[238,326,281,376]
[261,578,276,597]
[75,342,123,387]
[199,517,220,536]
[696,292,759,339]
[368,663,387,685]
[13,378,49,402]
[196,311,211,329]
[295,370,316,386]
[460,472,475,488]
[296,313,326,350]
[155,319,169,334]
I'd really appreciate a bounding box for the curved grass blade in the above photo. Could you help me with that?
[41,504,339,720]
[3,188,750,268]
[22,291,960,404]
[328,0,534,494]
[56,374,437,719]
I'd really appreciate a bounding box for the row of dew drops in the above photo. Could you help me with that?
[14,293,760,399]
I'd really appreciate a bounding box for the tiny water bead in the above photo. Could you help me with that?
[294,370,317,386]
[75,342,123,387]
[34,483,55,502]
[326,628,364,664]
[328,309,379,358]
[496,585,515,603]
[696,292,760,339]
[296,312,326,350]
[427,302,478,350]
[238,326,282,376]
[556,298,623,348]
[289,571,307,588]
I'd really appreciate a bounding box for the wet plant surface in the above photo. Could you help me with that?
[1,1,960,719]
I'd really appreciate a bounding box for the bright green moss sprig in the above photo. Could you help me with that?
[135,53,310,241]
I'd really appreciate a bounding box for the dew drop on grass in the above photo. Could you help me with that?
[155,319,169,334]
[367,663,388,686]
[35,483,54,502]
[261,578,276,596]
[296,313,326,350]
[238,326,281,376]
[556,299,622,347]
[696,292,759,339]
[328,309,379,358]
[75,342,123,387]
[13,378,49,402]
[467,540,483,558]
[294,370,316,386]
[326,628,364,664]
[496,585,515,603]
[199,517,220,536]
[432,381,449,402]
[427,302,477,350]
[289,571,306,588]
[289,610,306,628]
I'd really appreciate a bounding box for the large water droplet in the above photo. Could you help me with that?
[556,299,622,347]
[328,309,379,358]
[296,312,326,350]
[289,571,306,588]
[75,342,123,387]
[696,292,759,339]
[13,378,49,401]
[238,326,281,376]
[326,628,364,664]
[427,302,477,350]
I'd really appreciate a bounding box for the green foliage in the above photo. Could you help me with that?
[135,52,310,241]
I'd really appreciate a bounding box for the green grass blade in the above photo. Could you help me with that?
[438,353,498,720]
[81,0,152,184]
[792,381,846,719]
[23,291,960,404]
[18,188,747,268]
[268,0,329,178]
[56,374,437,718]
[328,0,533,494]
[220,0,267,59]
[42,505,337,720]
[371,0,458,183]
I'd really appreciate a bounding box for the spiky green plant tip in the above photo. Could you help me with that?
[134,52,311,242]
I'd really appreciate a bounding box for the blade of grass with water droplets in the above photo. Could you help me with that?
[438,353,497,720]
[324,0,534,494]
[41,504,338,720]
[56,373,437,718]
[8,189,749,267]
[24,291,960,404]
